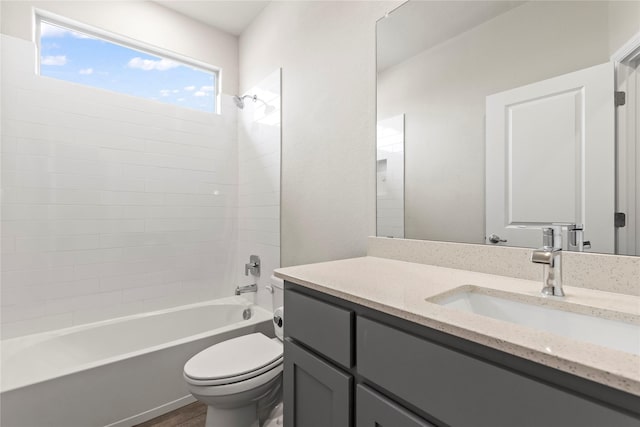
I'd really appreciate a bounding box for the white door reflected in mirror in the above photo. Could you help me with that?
[485,62,615,253]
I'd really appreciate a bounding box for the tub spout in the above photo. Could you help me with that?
[235,284,258,296]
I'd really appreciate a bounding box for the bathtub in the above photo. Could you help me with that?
[0,297,273,427]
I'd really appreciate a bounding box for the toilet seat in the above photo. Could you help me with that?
[184,356,283,386]
[185,363,283,398]
[184,333,283,387]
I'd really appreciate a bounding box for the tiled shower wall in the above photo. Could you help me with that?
[1,35,239,338]
[235,70,281,311]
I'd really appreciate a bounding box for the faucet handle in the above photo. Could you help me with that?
[244,255,261,276]
[531,249,554,265]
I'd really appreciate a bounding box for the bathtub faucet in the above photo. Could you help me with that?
[235,283,258,296]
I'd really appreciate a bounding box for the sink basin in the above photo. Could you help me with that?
[430,286,640,356]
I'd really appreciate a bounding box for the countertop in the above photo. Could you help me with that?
[274,256,640,396]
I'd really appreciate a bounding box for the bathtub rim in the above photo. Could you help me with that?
[1,296,272,393]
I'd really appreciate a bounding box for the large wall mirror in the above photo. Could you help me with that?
[376,0,640,256]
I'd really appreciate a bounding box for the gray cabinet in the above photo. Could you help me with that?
[284,289,353,368]
[283,340,352,427]
[357,316,640,427]
[284,285,640,427]
[356,385,434,427]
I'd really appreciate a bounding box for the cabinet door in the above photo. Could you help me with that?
[356,385,434,427]
[284,340,352,427]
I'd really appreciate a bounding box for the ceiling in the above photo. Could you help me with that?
[377,1,525,72]
[155,1,269,36]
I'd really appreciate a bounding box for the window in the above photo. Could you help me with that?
[36,13,219,113]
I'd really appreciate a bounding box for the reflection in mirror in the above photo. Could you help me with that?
[376,0,640,255]
[377,115,405,238]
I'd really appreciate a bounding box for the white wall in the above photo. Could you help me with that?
[0,0,239,95]
[239,1,399,267]
[377,1,611,244]
[1,35,239,337]
[608,0,640,56]
[235,70,281,311]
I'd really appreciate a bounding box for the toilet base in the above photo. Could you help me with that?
[205,403,259,427]
[263,402,283,427]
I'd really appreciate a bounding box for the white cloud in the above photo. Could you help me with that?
[200,85,215,92]
[79,68,93,75]
[172,89,179,93]
[194,91,206,97]
[160,89,172,97]
[41,55,67,66]
[184,85,196,91]
[127,57,179,71]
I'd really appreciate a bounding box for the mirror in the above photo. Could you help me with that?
[377,114,405,238]
[376,0,640,256]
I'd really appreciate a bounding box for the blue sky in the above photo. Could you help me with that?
[40,21,216,113]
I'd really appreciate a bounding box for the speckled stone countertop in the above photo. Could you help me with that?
[275,256,640,396]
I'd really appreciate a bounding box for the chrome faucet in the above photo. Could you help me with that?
[235,283,258,296]
[530,227,564,297]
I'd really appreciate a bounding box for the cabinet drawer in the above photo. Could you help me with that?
[357,385,434,427]
[285,289,353,367]
[357,317,640,427]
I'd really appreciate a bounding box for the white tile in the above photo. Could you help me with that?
[1,266,77,288]
[2,219,145,237]
[99,271,167,292]
[2,204,124,220]
[15,235,100,252]
[1,313,73,339]
[121,282,183,303]
[1,237,16,254]
[2,187,103,205]
[98,232,171,248]
[0,37,279,335]
[1,303,46,323]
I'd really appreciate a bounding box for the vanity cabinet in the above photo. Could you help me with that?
[358,316,639,427]
[283,288,354,427]
[284,283,640,427]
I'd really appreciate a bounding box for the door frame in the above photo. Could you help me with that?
[612,32,640,256]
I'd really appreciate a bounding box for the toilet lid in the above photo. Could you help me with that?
[184,333,283,381]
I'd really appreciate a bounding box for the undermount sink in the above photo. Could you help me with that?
[429,286,640,356]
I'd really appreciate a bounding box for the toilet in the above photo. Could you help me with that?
[183,277,284,427]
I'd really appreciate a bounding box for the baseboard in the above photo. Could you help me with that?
[104,395,197,427]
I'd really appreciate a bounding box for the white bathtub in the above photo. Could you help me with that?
[0,297,273,427]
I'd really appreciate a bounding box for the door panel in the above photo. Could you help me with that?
[486,62,615,252]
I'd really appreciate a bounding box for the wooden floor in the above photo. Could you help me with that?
[134,402,207,427]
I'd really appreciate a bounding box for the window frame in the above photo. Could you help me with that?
[33,9,222,113]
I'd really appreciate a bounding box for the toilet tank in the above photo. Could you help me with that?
[270,275,284,309]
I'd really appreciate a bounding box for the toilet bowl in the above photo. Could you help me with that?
[184,276,284,427]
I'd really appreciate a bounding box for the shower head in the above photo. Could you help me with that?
[233,94,257,109]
